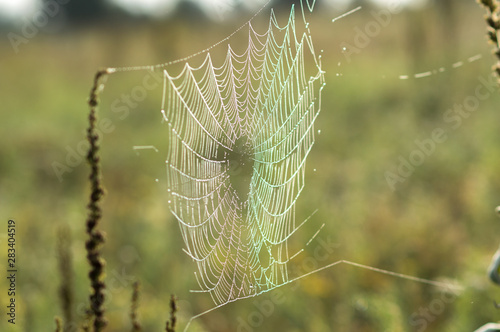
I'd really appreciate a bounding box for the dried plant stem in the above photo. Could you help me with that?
[165,295,178,332]
[57,226,74,332]
[478,0,500,82]
[130,282,142,332]
[86,69,110,332]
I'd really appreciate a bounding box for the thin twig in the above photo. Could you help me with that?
[85,69,111,332]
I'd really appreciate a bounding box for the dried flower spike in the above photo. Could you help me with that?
[478,0,500,84]
[85,69,110,332]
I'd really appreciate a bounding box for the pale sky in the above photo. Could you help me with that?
[108,0,179,17]
[0,0,424,20]
[0,0,37,19]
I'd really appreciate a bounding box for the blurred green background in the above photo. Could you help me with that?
[1,0,500,331]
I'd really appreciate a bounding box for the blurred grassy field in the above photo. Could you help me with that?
[1,1,500,331]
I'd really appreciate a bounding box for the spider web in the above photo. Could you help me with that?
[159,1,325,306]
[90,2,467,330]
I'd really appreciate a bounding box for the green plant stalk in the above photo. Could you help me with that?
[86,69,110,332]
[55,317,62,332]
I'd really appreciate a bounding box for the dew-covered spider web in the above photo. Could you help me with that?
[159,2,325,307]
[93,0,467,329]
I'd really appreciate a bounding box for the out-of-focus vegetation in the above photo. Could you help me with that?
[1,0,500,331]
